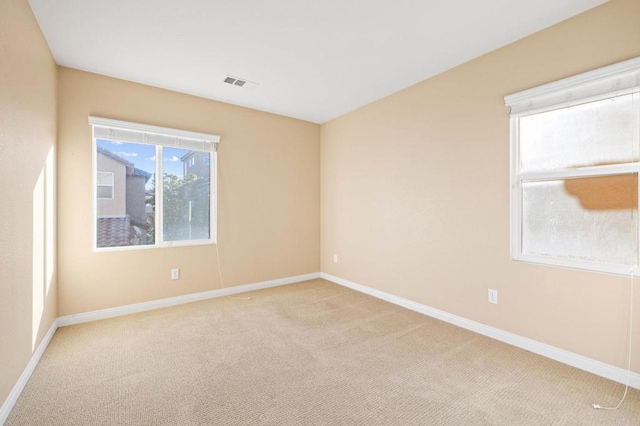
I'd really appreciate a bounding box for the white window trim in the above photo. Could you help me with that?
[88,116,220,145]
[505,57,640,276]
[90,117,219,251]
[504,57,640,115]
[96,171,114,200]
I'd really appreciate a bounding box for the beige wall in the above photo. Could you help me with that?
[0,0,58,410]
[57,68,320,316]
[321,0,640,372]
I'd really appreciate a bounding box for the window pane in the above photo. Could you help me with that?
[522,175,637,265]
[97,172,113,185]
[96,140,156,248]
[96,185,113,199]
[520,94,638,172]
[162,148,210,242]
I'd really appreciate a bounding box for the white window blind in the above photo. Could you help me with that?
[88,116,220,152]
[505,57,640,115]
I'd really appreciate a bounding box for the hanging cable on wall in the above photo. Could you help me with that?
[592,96,639,410]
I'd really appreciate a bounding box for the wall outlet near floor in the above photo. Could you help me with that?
[171,268,180,280]
[488,289,498,304]
[333,254,338,263]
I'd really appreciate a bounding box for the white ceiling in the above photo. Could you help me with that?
[29,0,607,123]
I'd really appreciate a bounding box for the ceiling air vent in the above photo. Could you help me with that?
[223,75,259,89]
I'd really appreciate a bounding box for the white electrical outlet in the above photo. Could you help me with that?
[488,289,498,304]
[333,254,338,263]
[171,268,180,280]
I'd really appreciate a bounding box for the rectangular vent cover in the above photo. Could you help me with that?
[223,75,258,89]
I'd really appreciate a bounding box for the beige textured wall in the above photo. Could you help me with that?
[321,0,640,371]
[58,68,320,316]
[0,0,58,410]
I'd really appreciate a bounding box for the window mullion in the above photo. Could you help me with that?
[156,145,163,245]
[519,163,640,182]
[510,115,520,260]
[512,176,523,260]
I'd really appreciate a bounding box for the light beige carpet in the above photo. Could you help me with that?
[6,279,640,425]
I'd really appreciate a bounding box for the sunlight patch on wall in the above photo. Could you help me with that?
[32,168,45,351]
[32,145,56,350]
[46,146,55,295]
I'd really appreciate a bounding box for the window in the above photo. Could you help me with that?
[90,117,220,250]
[203,156,210,165]
[96,172,114,199]
[505,57,640,275]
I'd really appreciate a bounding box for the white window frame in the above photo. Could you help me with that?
[505,57,640,276]
[90,116,220,251]
[96,171,114,199]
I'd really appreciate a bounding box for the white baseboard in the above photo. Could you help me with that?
[58,272,321,327]
[0,320,58,425]
[1,272,320,423]
[320,272,640,390]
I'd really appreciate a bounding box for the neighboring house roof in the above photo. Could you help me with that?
[97,145,134,168]
[132,167,152,183]
[97,215,150,248]
[98,146,153,182]
[96,216,131,248]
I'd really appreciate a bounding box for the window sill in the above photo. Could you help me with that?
[512,253,639,277]
[93,239,216,253]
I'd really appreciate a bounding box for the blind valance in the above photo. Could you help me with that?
[504,56,640,116]
[88,116,220,152]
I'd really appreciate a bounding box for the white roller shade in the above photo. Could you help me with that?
[505,56,640,116]
[89,116,220,152]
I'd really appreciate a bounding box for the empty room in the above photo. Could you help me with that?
[2,0,640,424]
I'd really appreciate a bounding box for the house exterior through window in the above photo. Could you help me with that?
[90,117,220,250]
